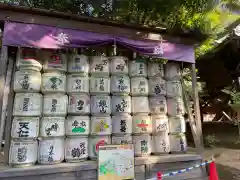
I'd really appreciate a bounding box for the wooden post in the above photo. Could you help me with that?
[191,63,204,156]
[0,46,8,147]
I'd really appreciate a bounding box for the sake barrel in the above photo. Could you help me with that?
[66,116,90,136]
[38,137,64,164]
[11,117,39,139]
[68,54,89,74]
[169,133,187,153]
[90,95,111,115]
[133,135,151,156]
[148,63,164,77]
[112,135,133,144]
[149,96,167,114]
[110,56,128,75]
[90,116,112,135]
[152,115,169,134]
[65,136,88,162]
[132,97,150,114]
[132,115,152,134]
[112,96,131,114]
[43,94,68,116]
[42,50,67,72]
[152,133,170,154]
[67,75,89,94]
[90,56,109,75]
[112,114,132,135]
[110,75,130,95]
[89,135,111,159]
[16,48,42,71]
[41,72,66,93]
[40,117,65,137]
[14,71,41,93]
[169,115,186,133]
[165,63,181,80]
[148,77,166,96]
[90,77,110,94]
[166,80,182,97]
[129,61,147,77]
[167,97,184,116]
[68,94,90,115]
[13,93,42,116]
[9,139,38,167]
[131,77,149,96]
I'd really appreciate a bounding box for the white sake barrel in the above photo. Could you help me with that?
[40,117,65,137]
[16,48,42,71]
[13,93,42,116]
[149,77,166,96]
[132,97,150,114]
[38,137,64,164]
[89,135,111,159]
[65,137,88,162]
[68,94,90,115]
[42,50,67,72]
[110,56,128,74]
[9,139,38,167]
[90,56,109,75]
[66,116,90,136]
[67,75,89,94]
[90,95,111,115]
[43,94,68,116]
[149,96,167,114]
[129,61,147,77]
[68,54,89,74]
[152,133,170,154]
[169,133,187,152]
[90,116,112,135]
[131,77,149,96]
[133,135,151,156]
[166,80,182,97]
[165,63,181,80]
[14,71,41,93]
[167,97,185,116]
[148,63,164,77]
[169,115,186,133]
[152,115,169,134]
[41,72,66,93]
[112,114,132,135]
[133,115,152,134]
[11,117,39,139]
[90,77,110,94]
[112,96,131,114]
[112,135,133,144]
[111,76,130,95]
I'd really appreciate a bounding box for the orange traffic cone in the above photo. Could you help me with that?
[157,172,162,180]
[209,161,219,180]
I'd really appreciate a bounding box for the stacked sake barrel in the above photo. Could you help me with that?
[165,63,187,153]
[148,62,170,154]
[130,61,152,157]
[65,52,90,162]
[89,56,111,159]
[10,48,42,167]
[110,57,132,145]
[39,49,67,164]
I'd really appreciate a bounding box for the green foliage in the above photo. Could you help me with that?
[204,134,220,147]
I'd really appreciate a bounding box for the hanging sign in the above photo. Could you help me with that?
[98,144,135,180]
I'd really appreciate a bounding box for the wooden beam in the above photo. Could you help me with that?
[191,63,204,156]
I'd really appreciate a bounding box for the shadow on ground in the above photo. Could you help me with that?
[216,163,240,180]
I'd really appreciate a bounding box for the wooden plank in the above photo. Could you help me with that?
[0,46,8,146]
[191,63,204,156]
[0,56,13,150]
[3,58,15,164]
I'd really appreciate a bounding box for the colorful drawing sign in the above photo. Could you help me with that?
[98,144,134,180]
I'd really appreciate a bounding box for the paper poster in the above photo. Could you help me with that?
[98,144,134,180]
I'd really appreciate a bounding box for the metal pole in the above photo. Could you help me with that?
[191,63,204,156]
